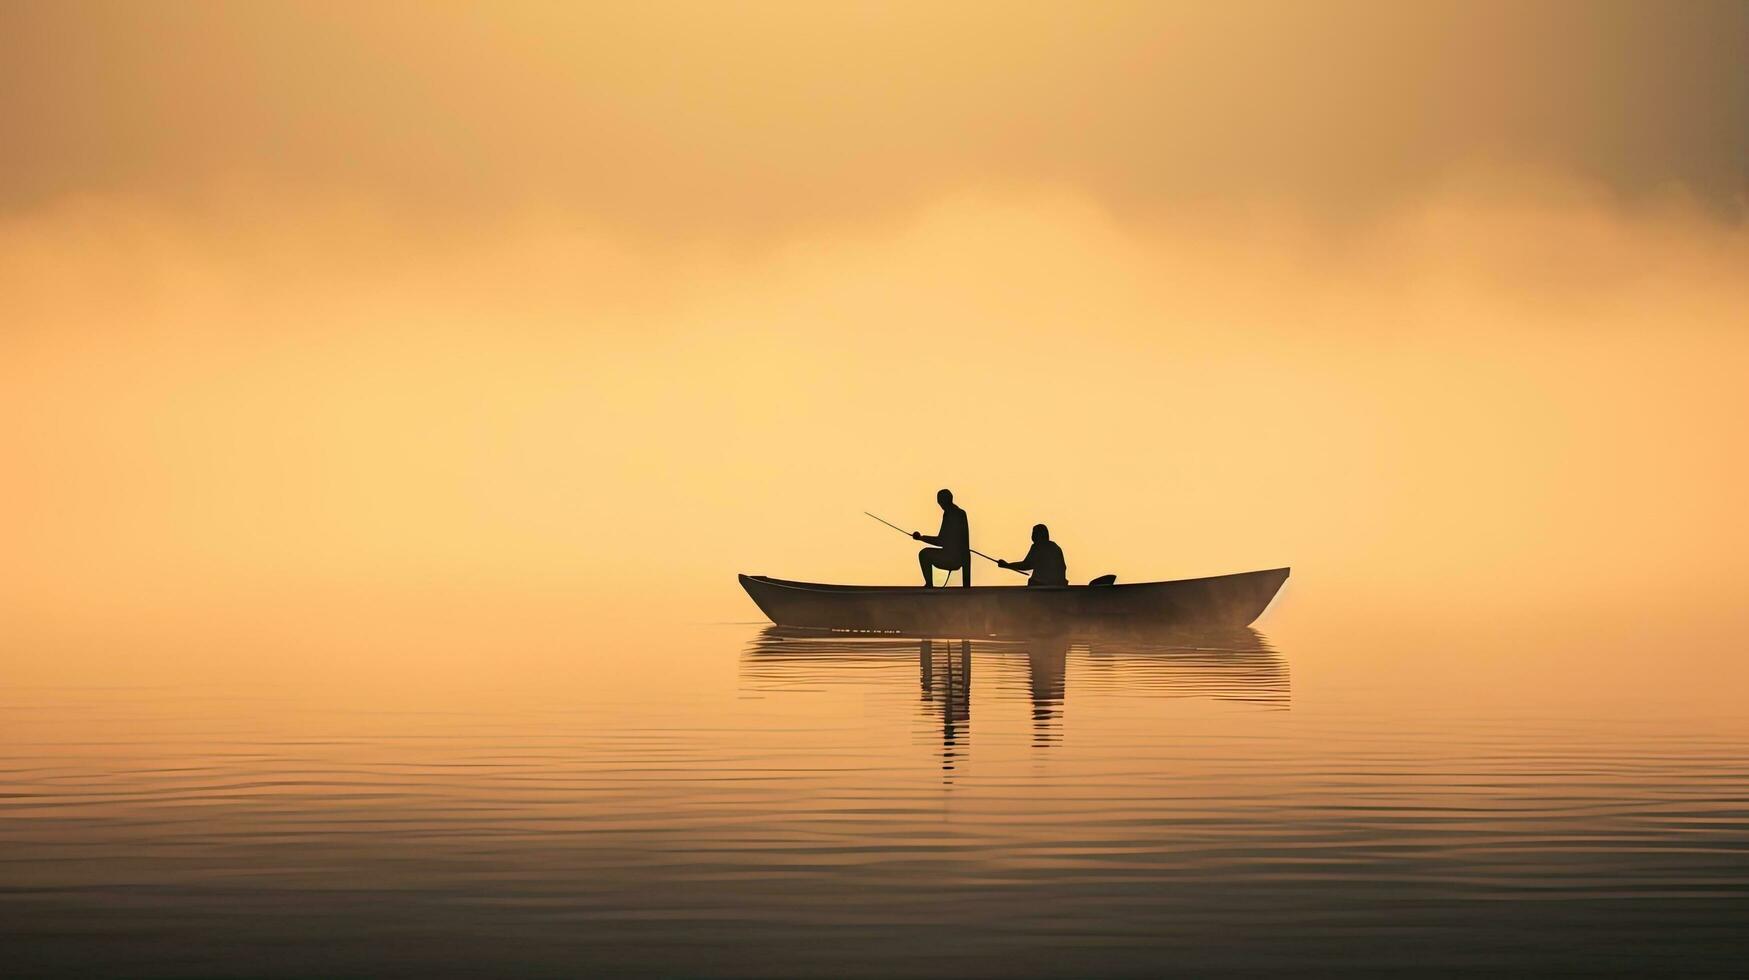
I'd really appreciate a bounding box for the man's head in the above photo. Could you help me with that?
[1032,523,1050,542]
[937,489,954,509]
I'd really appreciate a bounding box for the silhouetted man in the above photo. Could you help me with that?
[998,524,1068,587]
[912,488,971,587]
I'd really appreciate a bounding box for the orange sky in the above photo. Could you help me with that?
[2,2,1746,630]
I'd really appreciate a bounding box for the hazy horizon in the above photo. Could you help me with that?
[4,2,1746,630]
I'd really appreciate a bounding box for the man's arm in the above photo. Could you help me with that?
[1002,543,1041,571]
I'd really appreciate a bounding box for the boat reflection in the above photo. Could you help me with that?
[741,626,1289,766]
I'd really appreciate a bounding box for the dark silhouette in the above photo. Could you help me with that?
[998,524,1068,587]
[741,567,1289,632]
[911,488,971,587]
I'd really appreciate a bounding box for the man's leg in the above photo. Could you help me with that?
[918,548,941,587]
[962,559,971,587]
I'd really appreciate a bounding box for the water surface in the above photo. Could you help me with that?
[4,598,1747,977]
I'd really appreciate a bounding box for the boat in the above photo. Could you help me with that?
[738,567,1290,635]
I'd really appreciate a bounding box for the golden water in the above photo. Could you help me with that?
[6,590,1747,976]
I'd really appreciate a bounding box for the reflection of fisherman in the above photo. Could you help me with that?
[1026,638,1069,744]
[998,524,1068,587]
[912,489,971,587]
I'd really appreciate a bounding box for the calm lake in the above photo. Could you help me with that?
[5,590,1748,977]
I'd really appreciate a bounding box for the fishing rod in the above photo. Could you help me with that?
[863,511,1028,576]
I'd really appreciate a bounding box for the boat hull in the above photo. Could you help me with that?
[738,568,1289,635]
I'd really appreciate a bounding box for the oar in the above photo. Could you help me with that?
[863,511,1028,576]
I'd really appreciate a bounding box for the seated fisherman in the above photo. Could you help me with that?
[998,524,1068,587]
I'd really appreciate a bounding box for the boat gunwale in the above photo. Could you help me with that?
[741,567,1290,595]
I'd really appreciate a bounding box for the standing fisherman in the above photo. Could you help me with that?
[912,489,971,587]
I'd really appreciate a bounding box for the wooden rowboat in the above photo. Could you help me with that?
[738,567,1289,635]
